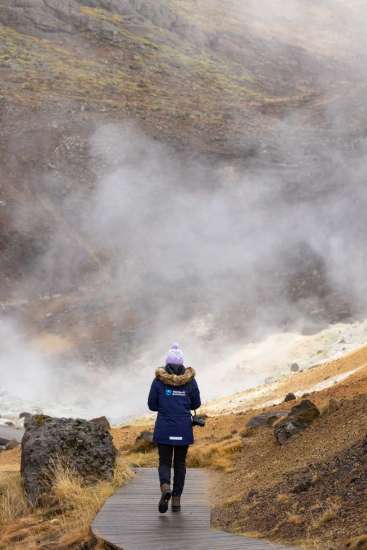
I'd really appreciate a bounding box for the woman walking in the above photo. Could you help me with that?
[148,343,201,513]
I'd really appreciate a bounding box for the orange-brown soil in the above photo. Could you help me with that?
[208,346,367,549]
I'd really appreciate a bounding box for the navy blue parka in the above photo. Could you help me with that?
[148,365,201,446]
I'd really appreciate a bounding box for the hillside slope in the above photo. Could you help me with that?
[210,345,367,549]
[1,0,367,366]
[0,0,339,151]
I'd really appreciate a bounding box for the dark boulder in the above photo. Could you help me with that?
[21,414,117,505]
[246,411,288,429]
[274,400,320,445]
[290,363,300,372]
[284,392,297,402]
[132,430,156,452]
[90,416,111,431]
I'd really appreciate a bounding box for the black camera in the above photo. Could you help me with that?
[191,413,206,427]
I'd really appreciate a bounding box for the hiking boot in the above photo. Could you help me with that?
[158,483,171,514]
[171,495,181,512]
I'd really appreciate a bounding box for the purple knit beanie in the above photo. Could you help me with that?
[165,343,184,366]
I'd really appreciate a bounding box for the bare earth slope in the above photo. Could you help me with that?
[209,346,367,549]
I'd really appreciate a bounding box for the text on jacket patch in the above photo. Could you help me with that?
[165,388,186,397]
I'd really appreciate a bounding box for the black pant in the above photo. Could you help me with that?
[158,444,188,496]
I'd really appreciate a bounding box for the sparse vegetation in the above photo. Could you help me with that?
[123,428,244,472]
[0,455,133,549]
[286,514,304,526]
[211,346,367,549]
[276,494,290,504]
[188,435,242,472]
[310,500,341,531]
[0,0,322,160]
[0,472,29,528]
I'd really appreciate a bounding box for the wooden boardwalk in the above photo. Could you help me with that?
[92,468,293,550]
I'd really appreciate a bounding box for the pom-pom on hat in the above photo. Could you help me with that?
[165,343,184,366]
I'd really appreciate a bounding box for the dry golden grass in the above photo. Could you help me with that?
[221,494,243,508]
[310,501,341,531]
[287,513,304,526]
[187,436,242,471]
[0,448,20,473]
[125,449,157,467]
[120,428,244,473]
[276,494,290,504]
[0,455,133,549]
[0,472,29,528]
[52,455,133,535]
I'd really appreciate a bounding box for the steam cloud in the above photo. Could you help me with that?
[2,0,367,420]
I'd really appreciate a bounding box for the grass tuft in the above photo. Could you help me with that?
[276,493,290,504]
[187,436,242,471]
[311,502,340,530]
[0,455,133,549]
[0,472,30,527]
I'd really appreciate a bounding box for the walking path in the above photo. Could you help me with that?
[92,468,293,550]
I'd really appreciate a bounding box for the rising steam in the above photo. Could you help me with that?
[1,0,367,420]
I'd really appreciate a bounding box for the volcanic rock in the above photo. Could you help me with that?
[21,414,117,504]
[90,416,111,431]
[274,399,320,445]
[284,392,297,402]
[246,411,288,429]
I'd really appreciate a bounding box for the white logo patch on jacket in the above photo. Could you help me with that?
[172,390,186,396]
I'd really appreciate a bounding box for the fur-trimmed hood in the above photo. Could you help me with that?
[155,366,196,387]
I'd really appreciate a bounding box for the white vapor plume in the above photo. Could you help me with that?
[2,115,367,421]
[2,0,367,421]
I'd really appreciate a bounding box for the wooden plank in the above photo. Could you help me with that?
[92,468,295,550]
